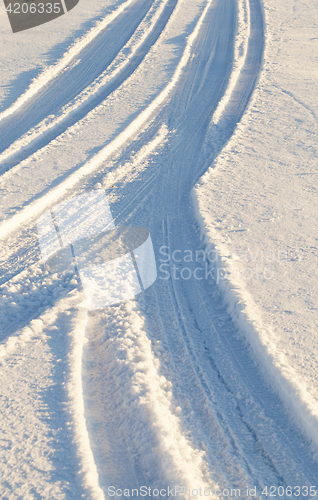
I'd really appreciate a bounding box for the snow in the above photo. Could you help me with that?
[0,0,318,496]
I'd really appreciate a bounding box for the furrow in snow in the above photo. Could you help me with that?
[127,0,315,487]
[212,0,250,124]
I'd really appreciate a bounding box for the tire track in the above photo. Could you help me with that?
[154,212,306,489]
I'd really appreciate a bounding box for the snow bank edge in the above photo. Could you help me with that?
[191,187,318,454]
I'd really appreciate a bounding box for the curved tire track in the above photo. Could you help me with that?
[127,0,318,489]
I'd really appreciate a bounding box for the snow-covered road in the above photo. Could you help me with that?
[0,0,317,497]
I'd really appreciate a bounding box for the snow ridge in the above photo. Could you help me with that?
[0,295,67,363]
[82,301,216,492]
[66,300,106,500]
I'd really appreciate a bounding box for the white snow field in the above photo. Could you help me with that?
[0,0,317,497]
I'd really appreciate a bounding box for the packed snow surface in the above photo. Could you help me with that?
[0,0,317,498]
